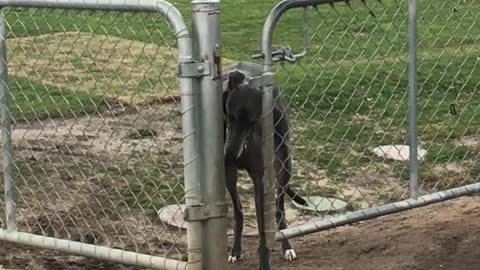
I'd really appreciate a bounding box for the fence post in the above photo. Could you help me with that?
[190,1,228,270]
[0,9,16,232]
[408,0,419,199]
[261,72,276,257]
[261,78,276,268]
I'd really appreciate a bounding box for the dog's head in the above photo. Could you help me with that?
[223,70,262,161]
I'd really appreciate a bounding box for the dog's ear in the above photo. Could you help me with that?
[227,71,246,90]
[222,90,228,116]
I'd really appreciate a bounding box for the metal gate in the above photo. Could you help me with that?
[0,1,227,270]
[256,0,480,255]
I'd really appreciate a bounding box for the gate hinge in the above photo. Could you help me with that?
[177,60,211,78]
[248,73,275,89]
[183,203,228,222]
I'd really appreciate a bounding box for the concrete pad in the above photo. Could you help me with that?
[158,204,186,230]
[292,196,348,213]
[372,144,427,161]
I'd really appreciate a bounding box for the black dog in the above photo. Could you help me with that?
[222,62,308,269]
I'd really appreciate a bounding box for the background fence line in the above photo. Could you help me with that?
[0,9,15,233]
[408,0,419,199]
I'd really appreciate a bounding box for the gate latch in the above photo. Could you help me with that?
[248,73,275,89]
[183,203,228,222]
[177,60,211,78]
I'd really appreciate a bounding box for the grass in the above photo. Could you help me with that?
[10,76,108,121]
[4,0,480,210]
[103,163,185,222]
[10,156,184,224]
[127,128,158,139]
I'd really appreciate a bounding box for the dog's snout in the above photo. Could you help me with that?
[224,126,248,161]
[225,150,236,162]
[224,144,243,161]
[224,145,234,161]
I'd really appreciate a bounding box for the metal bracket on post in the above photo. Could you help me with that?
[177,60,211,78]
[183,203,228,222]
[248,73,275,89]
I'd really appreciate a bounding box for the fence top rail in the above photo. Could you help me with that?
[0,0,189,37]
[273,0,347,12]
[261,0,346,71]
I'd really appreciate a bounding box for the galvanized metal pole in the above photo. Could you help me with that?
[261,8,278,269]
[408,0,419,199]
[261,75,276,269]
[261,75,277,251]
[0,9,16,232]
[178,19,203,270]
[191,1,227,270]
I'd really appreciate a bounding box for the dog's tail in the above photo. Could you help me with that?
[285,186,308,206]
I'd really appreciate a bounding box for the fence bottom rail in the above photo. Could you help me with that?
[277,181,480,240]
[0,230,191,270]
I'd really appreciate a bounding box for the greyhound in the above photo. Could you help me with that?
[222,62,308,269]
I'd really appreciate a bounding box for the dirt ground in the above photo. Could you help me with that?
[1,195,479,270]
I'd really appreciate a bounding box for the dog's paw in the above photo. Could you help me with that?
[284,249,297,261]
[228,255,242,263]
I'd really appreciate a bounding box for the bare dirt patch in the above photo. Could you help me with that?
[229,195,480,270]
[458,135,480,148]
[1,104,188,260]
[10,106,181,159]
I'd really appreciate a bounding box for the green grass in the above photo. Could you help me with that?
[10,157,184,224]
[10,77,108,121]
[4,0,480,209]
[103,163,185,222]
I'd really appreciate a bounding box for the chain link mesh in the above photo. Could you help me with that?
[0,7,187,260]
[2,0,480,266]
[264,0,480,227]
[417,0,480,192]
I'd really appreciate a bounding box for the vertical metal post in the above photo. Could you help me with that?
[261,29,276,269]
[408,0,419,199]
[178,28,203,270]
[262,81,276,263]
[260,5,285,268]
[0,9,16,231]
[191,1,227,270]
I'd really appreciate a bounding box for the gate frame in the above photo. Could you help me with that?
[257,0,480,243]
[0,1,228,270]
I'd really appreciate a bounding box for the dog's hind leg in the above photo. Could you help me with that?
[275,146,297,261]
[225,162,244,263]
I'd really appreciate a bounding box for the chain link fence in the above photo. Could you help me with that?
[256,0,480,239]
[271,0,410,224]
[417,0,480,192]
[0,5,191,265]
[2,0,480,269]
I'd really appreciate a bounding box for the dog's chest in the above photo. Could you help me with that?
[235,139,262,170]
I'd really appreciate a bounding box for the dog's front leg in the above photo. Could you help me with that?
[249,170,272,270]
[225,162,243,263]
